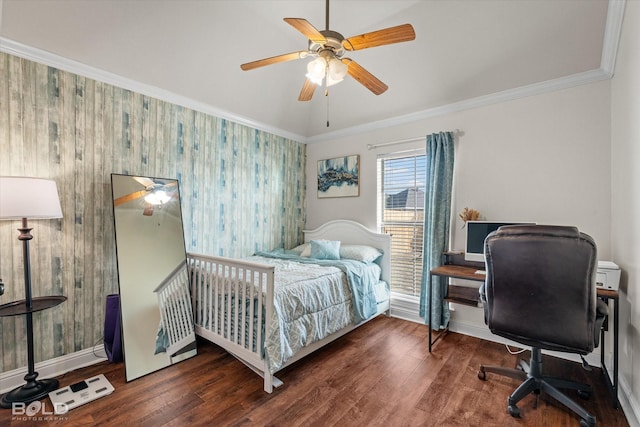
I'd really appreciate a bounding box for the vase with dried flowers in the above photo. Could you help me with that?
[459,207,481,228]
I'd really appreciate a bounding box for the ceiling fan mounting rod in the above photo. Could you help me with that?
[325,0,330,31]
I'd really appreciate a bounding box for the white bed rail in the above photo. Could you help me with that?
[153,262,196,359]
[187,253,276,392]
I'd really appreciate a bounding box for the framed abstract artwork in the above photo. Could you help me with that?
[317,155,360,198]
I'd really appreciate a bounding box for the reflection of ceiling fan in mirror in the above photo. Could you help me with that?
[113,177,178,216]
[240,0,415,101]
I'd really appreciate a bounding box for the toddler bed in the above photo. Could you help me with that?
[187,220,391,392]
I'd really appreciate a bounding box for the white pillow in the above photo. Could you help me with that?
[300,244,311,257]
[339,245,383,263]
[289,243,311,257]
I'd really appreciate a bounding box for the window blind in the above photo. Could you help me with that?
[377,152,426,297]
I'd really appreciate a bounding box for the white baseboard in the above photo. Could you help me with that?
[0,346,108,394]
[449,318,602,366]
[390,294,424,324]
[618,375,640,427]
[389,307,424,324]
[391,298,602,364]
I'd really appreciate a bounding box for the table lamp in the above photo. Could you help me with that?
[0,176,66,408]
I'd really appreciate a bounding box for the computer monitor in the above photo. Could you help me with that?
[464,221,535,262]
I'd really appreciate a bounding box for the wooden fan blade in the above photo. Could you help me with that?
[344,23,415,51]
[114,189,147,207]
[284,18,326,43]
[298,78,317,101]
[133,176,155,188]
[158,181,178,192]
[342,58,388,95]
[241,51,308,71]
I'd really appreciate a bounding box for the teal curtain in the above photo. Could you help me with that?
[419,131,455,330]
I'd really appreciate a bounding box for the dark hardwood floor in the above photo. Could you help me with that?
[1,316,629,426]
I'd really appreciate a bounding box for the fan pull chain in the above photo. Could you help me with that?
[325,88,330,127]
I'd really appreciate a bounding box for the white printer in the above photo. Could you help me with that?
[597,261,621,291]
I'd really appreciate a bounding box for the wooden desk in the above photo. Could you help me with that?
[427,264,485,352]
[427,264,620,408]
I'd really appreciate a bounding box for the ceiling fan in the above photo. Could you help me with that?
[113,177,177,216]
[240,0,415,101]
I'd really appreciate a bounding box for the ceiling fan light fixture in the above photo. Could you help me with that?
[144,189,171,205]
[306,57,326,85]
[306,56,347,87]
[326,57,348,86]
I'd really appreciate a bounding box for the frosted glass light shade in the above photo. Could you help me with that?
[306,57,326,85]
[306,56,348,87]
[326,58,348,87]
[0,176,63,220]
[144,189,171,205]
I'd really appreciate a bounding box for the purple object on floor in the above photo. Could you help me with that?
[104,294,122,363]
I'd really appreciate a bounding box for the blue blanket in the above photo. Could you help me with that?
[255,249,379,323]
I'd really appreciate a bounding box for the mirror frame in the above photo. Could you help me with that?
[111,173,197,381]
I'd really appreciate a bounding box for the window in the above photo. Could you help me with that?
[377,151,426,298]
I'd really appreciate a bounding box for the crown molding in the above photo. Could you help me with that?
[601,0,626,78]
[0,37,306,143]
[306,68,610,144]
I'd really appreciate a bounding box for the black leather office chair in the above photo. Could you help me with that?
[477,225,608,427]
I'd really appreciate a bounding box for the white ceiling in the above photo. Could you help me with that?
[0,0,615,142]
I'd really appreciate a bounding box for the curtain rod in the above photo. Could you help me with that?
[366,129,462,150]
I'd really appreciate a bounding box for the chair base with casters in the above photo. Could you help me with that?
[478,347,596,427]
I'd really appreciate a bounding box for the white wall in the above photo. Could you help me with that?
[611,0,640,422]
[307,80,612,259]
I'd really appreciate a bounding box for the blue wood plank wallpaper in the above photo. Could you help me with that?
[0,52,306,372]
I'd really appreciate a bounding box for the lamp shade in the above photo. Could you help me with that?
[0,176,63,220]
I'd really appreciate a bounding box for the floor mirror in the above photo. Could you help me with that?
[111,173,197,381]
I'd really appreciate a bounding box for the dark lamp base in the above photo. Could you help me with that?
[0,375,59,409]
